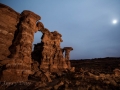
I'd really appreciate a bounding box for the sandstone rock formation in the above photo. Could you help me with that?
[0,3,20,60]
[32,30,73,72]
[1,3,120,90]
[0,3,73,82]
[63,47,73,69]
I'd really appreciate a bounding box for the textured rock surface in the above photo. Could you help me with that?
[32,30,73,72]
[0,3,73,82]
[0,58,120,90]
[0,3,44,82]
[0,3,20,60]
[9,10,41,60]
[63,47,73,69]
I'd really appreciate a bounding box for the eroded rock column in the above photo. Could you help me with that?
[0,10,44,82]
[0,3,74,82]
[11,10,41,61]
[50,31,64,72]
[63,47,73,69]
[32,30,73,72]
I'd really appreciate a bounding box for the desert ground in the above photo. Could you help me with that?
[0,57,120,90]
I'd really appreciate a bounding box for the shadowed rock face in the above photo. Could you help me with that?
[0,3,20,60]
[0,3,73,82]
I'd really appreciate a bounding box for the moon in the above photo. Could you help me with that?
[112,19,118,24]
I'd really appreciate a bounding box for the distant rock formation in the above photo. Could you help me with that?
[0,3,73,82]
[63,47,73,69]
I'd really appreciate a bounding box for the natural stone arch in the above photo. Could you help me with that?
[0,3,74,82]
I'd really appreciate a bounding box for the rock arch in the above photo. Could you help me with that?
[0,3,73,82]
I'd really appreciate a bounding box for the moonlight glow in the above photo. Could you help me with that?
[112,19,118,24]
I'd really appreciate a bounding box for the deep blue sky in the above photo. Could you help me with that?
[1,0,120,59]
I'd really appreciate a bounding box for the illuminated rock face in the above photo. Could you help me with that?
[32,30,73,72]
[0,3,43,82]
[0,3,73,82]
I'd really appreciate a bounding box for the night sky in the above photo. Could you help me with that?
[1,0,120,59]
